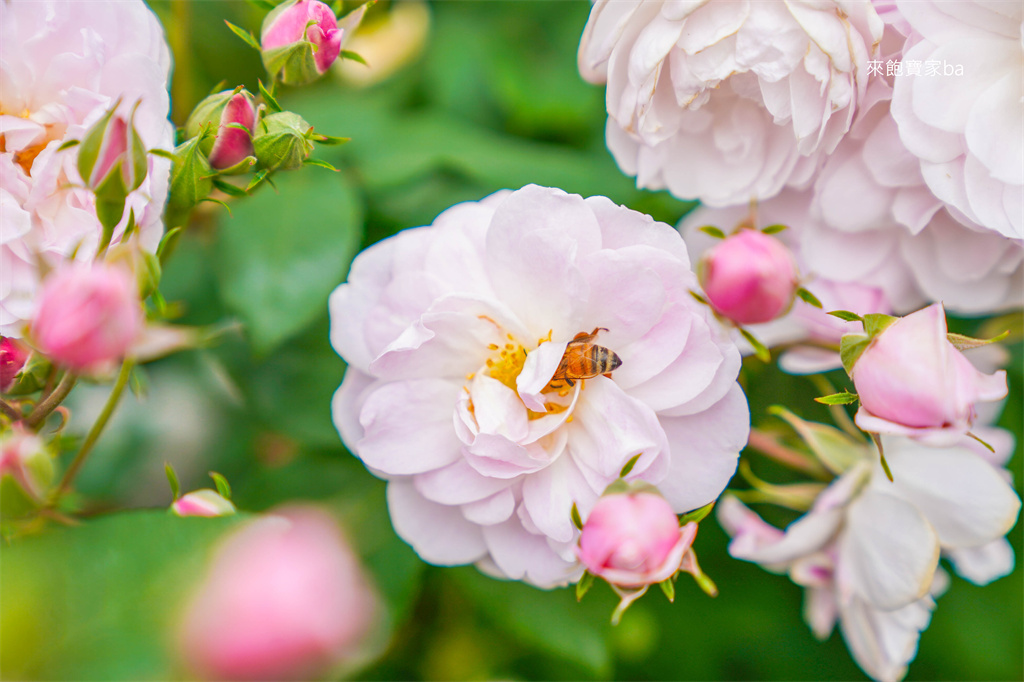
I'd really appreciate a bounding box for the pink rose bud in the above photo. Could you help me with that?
[31,263,143,374]
[849,303,1008,445]
[0,337,29,393]
[185,90,257,171]
[77,107,148,193]
[178,507,379,681]
[1,426,54,511]
[576,491,696,588]
[698,229,799,325]
[172,489,237,518]
[261,0,343,85]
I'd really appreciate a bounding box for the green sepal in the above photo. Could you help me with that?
[947,330,1009,352]
[576,571,595,602]
[839,333,871,375]
[303,157,339,172]
[57,139,80,152]
[199,197,233,216]
[252,112,316,171]
[156,226,183,265]
[698,225,726,240]
[76,100,120,185]
[761,223,788,235]
[312,133,350,146]
[216,156,258,176]
[210,472,232,500]
[828,310,863,322]
[689,290,709,306]
[165,463,181,500]
[739,328,771,363]
[149,148,175,160]
[2,353,51,396]
[768,405,867,476]
[246,0,279,10]
[261,40,322,87]
[683,553,718,598]
[659,577,675,602]
[814,391,859,406]
[212,178,250,197]
[128,365,149,399]
[862,313,898,338]
[795,287,822,309]
[678,500,715,526]
[224,20,262,51]
[258,79,282,113]
[619,453,642,478]
[870,434,894,483]
[246,169,271,192]
[340,49,368,66]
[166,135,214,218]
[570,502,583,531]
[967,431,996,453]
[735,461,824,512]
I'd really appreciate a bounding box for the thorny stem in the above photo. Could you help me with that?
[24,372,78,428]
[747,428,830,480]
[0,398,19,421]
[50,360,134,503]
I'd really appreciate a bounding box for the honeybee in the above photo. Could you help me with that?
[547,327,622,389]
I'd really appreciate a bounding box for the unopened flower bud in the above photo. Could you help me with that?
[172,489,237,518]
[1,426,55,516]
[31,263,143,374]
[178,507,379,681]
[0,338,29,393]
[576,490,695,588]
[185,89,257,171]
[261,0,343,85]
[697,229,799,325]
[848,303,1008,445]
[77,104,148,232]
[252,111,315,171]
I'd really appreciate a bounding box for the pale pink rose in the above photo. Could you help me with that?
[718,426,1020,681]
[850,303,1008,446]
[30,262,143,373]
[262,0,343,76]
[0,0,174,336]
[698,229,798,325]
[0,337,29,392]
[178,507,379,681]
[889,0,1023,239]
[576,491,695,588]
[330,185,749,588]
[578,0,883,206]
[171,489,237,518]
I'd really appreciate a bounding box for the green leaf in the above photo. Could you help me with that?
[839,333,871,375]
[246,168,271,192]
[795,287,822,309]
[302,157,340,172]
[739,328,771,363]
[570,502,583,531]
[619,453,642,478]
[209,472,232,500]
[814,391,859,406]
[828,310,863,322]
[216,168,364,353]
[258,79,282,113]
[862,313,899,338]
[760,223,788,234]
[678,500,716,526]
[212,178,249,197]
[659,578,675,602]
[689,290,709,306]
[57,139,80,151]
[947,330,1009,352]
[164,464,181,500]
[340,49,369,66]
[576,571,595,602]
[697,225,726,239]
[224,20,261,51]
[312,133,351,146]
[156,226,182,264]
[0,511,246,679]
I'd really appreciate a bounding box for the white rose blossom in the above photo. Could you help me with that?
[578,0,884,206]
[329,185,750,588]
[0,0,174,335]
[719,425,1020,682]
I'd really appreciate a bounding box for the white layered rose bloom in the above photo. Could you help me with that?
[889,0,1023,239]
[0,0,174,335]
[578,0,883,206]
[329,185,750,588]
[719,429,1020,682]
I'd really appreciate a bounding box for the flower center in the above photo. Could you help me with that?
[485,337,527,391]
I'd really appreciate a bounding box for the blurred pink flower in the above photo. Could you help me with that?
[578,0,883,206]
[171,489,237,518]
[889,0,1023,239]
[330,184,749,587]
[719,426,1020,681]
[576,490,695,588]
[0,0,174,335]
[0,425,52,502]
[850,304,1007,446]
[178,507,379,681]
[0,337,29,392]
[698,229,798,325]
[30,262,143,373]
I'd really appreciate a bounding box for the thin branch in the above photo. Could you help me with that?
[746,428,830,480]
[24,372,78,428]
[0,398,19,421]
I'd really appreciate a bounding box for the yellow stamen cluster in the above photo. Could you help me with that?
[485,334,528,391]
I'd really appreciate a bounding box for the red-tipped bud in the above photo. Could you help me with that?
[185,90,257,171]
[0,338,29,393]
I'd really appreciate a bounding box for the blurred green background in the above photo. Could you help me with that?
[1,1,1020,680]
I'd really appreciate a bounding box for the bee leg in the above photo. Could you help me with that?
[602,373,613,378]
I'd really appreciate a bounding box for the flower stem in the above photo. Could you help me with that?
[51,360,134,502]
[24,372,78,428]
[746,428,829,479]
[0,399,19,421]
